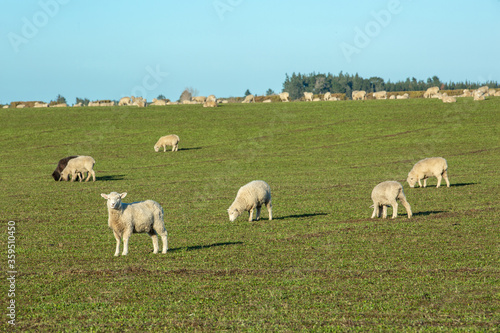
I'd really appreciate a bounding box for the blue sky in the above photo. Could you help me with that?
[1,0,499,104]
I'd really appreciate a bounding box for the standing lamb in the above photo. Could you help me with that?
[303,92,314,102]
[60,155,96,182]
[279,92,290,102]
[228,180,272,222]
[371,181,412,219]
[100,192,168,256]
[52,155,79,181]
[406,157,450,188]
[154,134,180,152]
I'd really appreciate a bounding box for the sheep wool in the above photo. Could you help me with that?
[407,157,450,188]
[371,181,412,219]
[154,134,179,152]
[101,192,168,256]
[60,155,96,182]
[228,180,272,222]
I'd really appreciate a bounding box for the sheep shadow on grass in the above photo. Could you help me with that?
[411,210,446,217]
[177,147,202,151]
[169,241,243,253]
[96,175,126,181]
[273,213,328,220]
[449,182,477,187]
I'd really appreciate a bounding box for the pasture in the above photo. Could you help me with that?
[1,98,499,331]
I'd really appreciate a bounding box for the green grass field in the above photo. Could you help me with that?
[1,98,499,331]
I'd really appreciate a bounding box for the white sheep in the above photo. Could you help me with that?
[154,134,179,152]
[407,157,450,188]
[228,180,272,222]
[371,181,412,219]
[303,92,314,102]
[100,192,168,256]
[60,155,96,182]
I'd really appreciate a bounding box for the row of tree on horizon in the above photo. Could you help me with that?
[281,72,500,100]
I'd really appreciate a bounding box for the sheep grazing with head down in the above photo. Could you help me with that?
[228,180,272,222]
[371,181,412,219]
[52,155,78,181]
[154,134,179,152]
[407,157,450,188]
[101,192,168,256]
[60,155,96,182]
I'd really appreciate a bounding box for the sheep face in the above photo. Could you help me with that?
[228,208,240,222]
[154,144,160,152]
[101,192,127,209]
[406,174,417,188]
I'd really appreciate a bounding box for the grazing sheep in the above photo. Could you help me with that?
[304,92,314,102]
[154,134,179,152]
[352,90,367,100]
[371,181,412,219]
[150,98,168,106]
[424,87,440,98]
[60,155,96,182]
[373,91,387,100]
[279,92,290,102]
[442,95,456,103]
[131,96,146,107]
[228,180,272,222]
[242,95,255,103]
[51,103,68,107]
[323,92,331,101]
[396,93,410,99]
[52,156,79,181]
[407,157,450,188]
[262,99,272,103]
[203,100,218,108]
[118,97,132,106]
[101,192,168,256]
[34,102,49,108]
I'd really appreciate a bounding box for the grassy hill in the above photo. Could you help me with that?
[1,98,499,331]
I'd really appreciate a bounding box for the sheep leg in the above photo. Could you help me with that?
[256,205,261,221]
[149,232,159,254]
[418,179,423,188]
[90,170,96,182]
[423,178,427,188]
[155,229,168,254]
[398,194,412,219]
[390,200,399,218]
[443,170,450,187]
[371,203,379,218]
[113,230,121,257]
[267,202,273,220]
[248,208,254,222]
[435,174,442,188]
[382,205,388,219]
[163,145,166,152]
[122,231,131,255]
[85,170,91,182]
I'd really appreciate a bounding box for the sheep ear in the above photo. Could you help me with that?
[120,192,127,199]
[101,193,108,199]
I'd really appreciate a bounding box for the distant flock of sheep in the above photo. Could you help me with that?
[52,127,451,256]
[5,85,497,109]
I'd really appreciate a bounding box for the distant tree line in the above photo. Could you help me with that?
[282,72,500,100]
